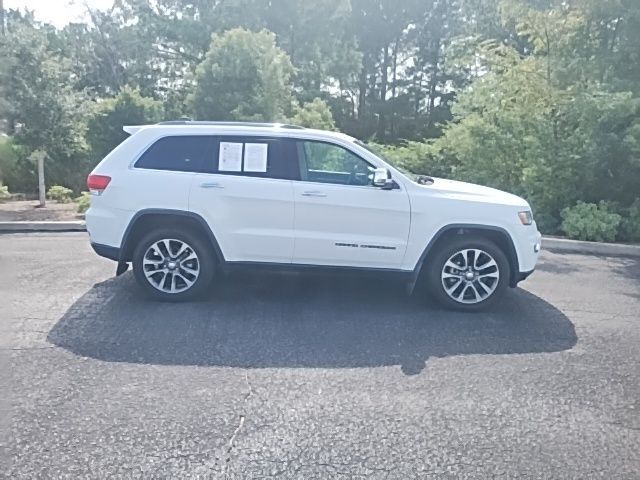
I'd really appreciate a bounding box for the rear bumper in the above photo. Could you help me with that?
[91,242,120,261]
[85,205,134,252]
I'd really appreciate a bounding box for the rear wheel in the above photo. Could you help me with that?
[425,237,510,311]
[132,228,215,301]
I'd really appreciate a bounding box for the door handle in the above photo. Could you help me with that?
[200,182,224,189]
[301,191,327,197]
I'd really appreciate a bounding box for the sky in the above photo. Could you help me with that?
[5,0,113,28]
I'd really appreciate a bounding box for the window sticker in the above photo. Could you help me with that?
[218,142,243,172]
[243,143,269,172]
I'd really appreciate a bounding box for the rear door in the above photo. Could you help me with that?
[292,139,411,269]
[189,136,299,263]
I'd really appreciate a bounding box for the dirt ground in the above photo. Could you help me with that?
[0,200,82,221]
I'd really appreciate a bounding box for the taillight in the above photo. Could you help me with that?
[87,174,111,195]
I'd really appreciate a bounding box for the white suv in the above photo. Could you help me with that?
[86,121,541,311]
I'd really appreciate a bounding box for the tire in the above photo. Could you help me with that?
[132,228,215,301]
[424,236,510,312]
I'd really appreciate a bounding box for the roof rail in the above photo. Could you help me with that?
[155,120,306,130]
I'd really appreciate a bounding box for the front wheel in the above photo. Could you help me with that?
[425,237,510,311]
[132,228,215,301]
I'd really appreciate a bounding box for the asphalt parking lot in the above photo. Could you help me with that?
[1,233,639,479]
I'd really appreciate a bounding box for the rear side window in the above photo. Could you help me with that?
[205,137,299,180]
[135,136,212,172]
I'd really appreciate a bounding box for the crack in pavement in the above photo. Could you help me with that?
[224,371,255,478]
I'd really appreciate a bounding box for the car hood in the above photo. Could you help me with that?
[417,177,530,208]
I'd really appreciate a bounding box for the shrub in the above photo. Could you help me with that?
[560,201,621,242]
[0,184,10,202]
[0,137,17,186]
[618,199,640,243]
[86,87,164,162]
[74,191,91,214]
[289,98,336,130]
[365,141,454,179]
[47,185,73,203]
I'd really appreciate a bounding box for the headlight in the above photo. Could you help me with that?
[518,210,533,225]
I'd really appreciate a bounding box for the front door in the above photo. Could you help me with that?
[292,140,411,269]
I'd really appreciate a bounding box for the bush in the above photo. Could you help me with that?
[74,191,91,214]
[0,184,10,202]
[86,87,164,163]
[560,201,621,242]
[0,136,16,183]
[47,185,73,203]
[365,141,453,179]
[289,98,336,130]
[618,199,640,243]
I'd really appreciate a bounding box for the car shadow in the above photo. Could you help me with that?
[48,271,577,375]
[611,257,640,300]
[536,255,581,275]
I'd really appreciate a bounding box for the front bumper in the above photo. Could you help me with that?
[513,269,535,286]
[510,226,541,287]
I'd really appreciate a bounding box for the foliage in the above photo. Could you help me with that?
[0,184,10,202]
[191,28,295,122]
[0,136,17,185]
[47,185,74,203]
[0,141,33,193]
[407,1,640,234]
[560,202,622,243]
[617,199,640,243]
[0,20,88,192]
[74,191,91,214]
[290,98,336,130]
[1,0,640,243]
[368,141,452,179]
[86,87,164,162]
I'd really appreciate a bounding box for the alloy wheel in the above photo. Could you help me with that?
[441,248,500,304]
[142,239,200,293]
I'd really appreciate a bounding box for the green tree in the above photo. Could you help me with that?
[289,98,336,130]
[0,21,88,195]
[86,87,164,162]
[400,0,640,233]
[190,28,295,122]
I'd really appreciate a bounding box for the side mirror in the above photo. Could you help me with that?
[372,167,394,189]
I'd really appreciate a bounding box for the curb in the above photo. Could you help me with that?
[0,222,638,258]
[542,237,640,258]
[0,221,86,232]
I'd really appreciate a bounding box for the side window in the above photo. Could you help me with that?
[298,141,375,186]
[208,137,299,180]
[135,136,212,172]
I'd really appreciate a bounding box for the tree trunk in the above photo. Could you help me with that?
[377,45,390,140]
[289,23,295,65]
[391,38,399,99]
[37,154,46,207]
[1,0,5,37]
[415,72,423,118]
[358,59,367,120]
[426,37,441,132]
[390,37,400,138]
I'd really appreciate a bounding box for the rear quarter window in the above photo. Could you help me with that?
[204,137,299,180]
[134,136,212,172]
